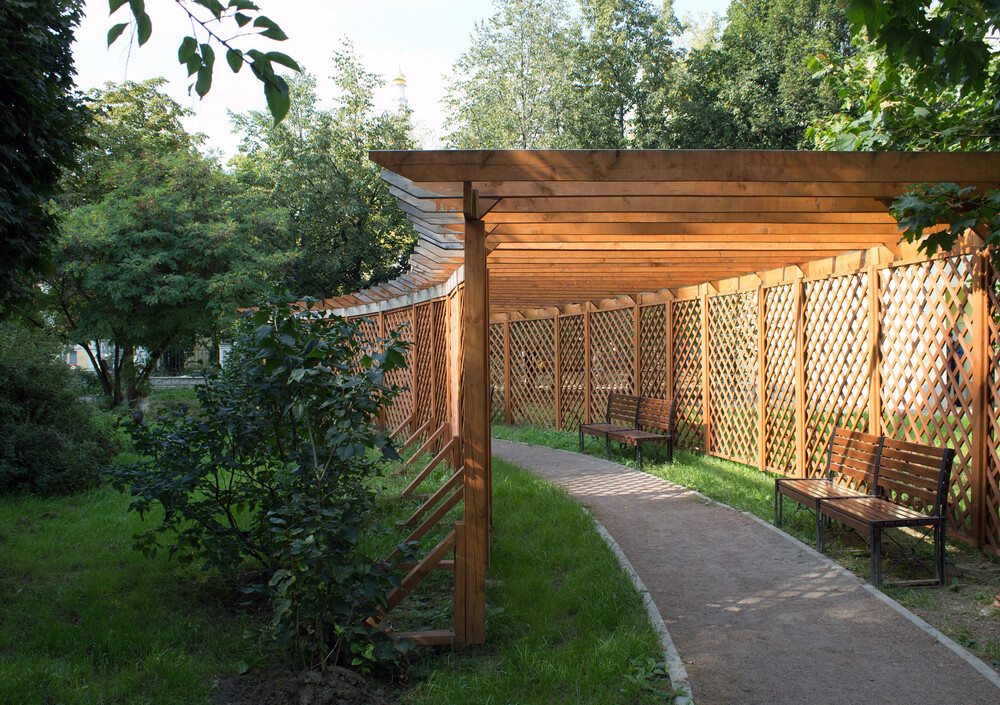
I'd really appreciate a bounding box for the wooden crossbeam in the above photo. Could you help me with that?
[403,466,465,526]
[386,486,464,562]
[389,413,412,440]
[384,529,457,613]
[403,436,458,497]
[390,629,457,646]
[402,423,447,470]
[394,560,455,572]
[398,418,432,453]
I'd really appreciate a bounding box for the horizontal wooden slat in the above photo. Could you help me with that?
[390,629,457,646]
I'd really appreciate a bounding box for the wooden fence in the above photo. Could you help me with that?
[488,249,1000,557]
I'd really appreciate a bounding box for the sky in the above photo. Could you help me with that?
[72,1,731,159]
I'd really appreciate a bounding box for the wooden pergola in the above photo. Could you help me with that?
[328,150,998,645]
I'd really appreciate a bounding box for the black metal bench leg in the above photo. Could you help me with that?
[636,445,642,470]
[818,509,826,554]
[667,439,673,463]
[774,483,781,526]
[605,436,610,460]
[579,426,583,452]
[871,527,882,587]
[935,521,946,587]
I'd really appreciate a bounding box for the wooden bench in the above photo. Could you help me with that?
[606,397,677,470]
[774,428,882,545]
[579,392,639,460]
[818,437,954,587]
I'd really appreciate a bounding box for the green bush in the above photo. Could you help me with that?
[0,322,123,494]
[113,285,412,670]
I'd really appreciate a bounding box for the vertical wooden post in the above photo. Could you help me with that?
[665,300,674,398]
[503,320,512,424]
[429,304,439,433]
[633,303,641,397]
[970,252,990,549]
[701,287,711,454]
[461,182,489,644]
[448,290,463,443]
[553,314,562,430]
[757,285,766,474]
[453,521,467,642]
[794,278,807,479]
[584,306,593,424]
[867,260,883,437]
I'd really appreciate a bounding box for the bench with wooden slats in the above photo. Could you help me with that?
[579,392,640,459]
[606,397,677,470]
[818,437,955,587]
[774,428,882,546]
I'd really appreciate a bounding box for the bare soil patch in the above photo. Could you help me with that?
[214,666,398,705]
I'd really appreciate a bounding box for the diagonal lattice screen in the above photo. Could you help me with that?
[763,285,797,476]
[708,292,759,465]
[640,304,670,399]
[489,322,505,424]
[560,315,586,429]
[590,308,634,421]
[510,318,556,427]
[672,298,704,451]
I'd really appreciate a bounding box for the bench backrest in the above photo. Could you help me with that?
[605,392,639,426]
[824,428,882,491]
[876,437,955,518]
[637,397,676,435]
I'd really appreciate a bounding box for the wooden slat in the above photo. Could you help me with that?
[386,487,463,563]
[403,436,458,497]
[390,629,457,646]
[398,418,433,453]
[394,560,455,572]
[402,423,447,470]
[403,466,464,527]
[384,530,457,613]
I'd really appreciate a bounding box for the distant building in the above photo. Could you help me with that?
[392,66,408,112]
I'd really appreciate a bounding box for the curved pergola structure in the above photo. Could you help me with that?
[325,150,998,648]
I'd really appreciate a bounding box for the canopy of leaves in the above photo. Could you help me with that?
[0,0,89,311]
[444,0,580,148]
[231,46,418,299]
[48,80,280,405]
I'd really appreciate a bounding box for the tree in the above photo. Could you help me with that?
[568,0,682,148]
[654,0,853,149]
[48,80,276,406]
[0,0,89,311]
[231,45,418,299]
[107,0,300,123]
[443,0,579,149]
[811,1,1000,258]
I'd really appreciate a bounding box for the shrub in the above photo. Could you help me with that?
[0,322,123,494]
[113,285,412,670]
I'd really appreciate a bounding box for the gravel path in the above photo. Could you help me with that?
[493,439,1000,705]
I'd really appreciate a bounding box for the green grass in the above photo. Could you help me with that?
[0,486,265,705]
[0,443,672,704]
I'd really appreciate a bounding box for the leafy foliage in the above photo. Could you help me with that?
[444,0,580,148]
[891,183,1000,255]
[231,46,417,298]
[107,0,300,123]
[114,285,412,669]
[48,80,281,407]
[0,322,123,495]
[0,0,89,312]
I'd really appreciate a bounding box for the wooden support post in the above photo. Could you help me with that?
[701,288,711,454]
[665,300,674,398]
[757,285,766,474]
[970,252,990,549]
[867,261,883,437]
[453,521,467,642]
[553,315,562,430]
[633,303,641,397]
[448,290,463,441]
[461,182,489,644]
[584,306,593,424]
[794,278,807,478]
[503,320,512,424]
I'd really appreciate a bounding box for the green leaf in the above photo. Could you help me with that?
[178,36,198,63]
[129,0,151,45]
[107,22,128,46]
[109,0,129,13]
[196,65,213,97]
[226,48,243,73]
[253,16,288,41]
[265,51,300,72]
[263,75,291,124]
[234,12,251,27]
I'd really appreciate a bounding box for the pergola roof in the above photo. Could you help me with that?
[323,150,999,312]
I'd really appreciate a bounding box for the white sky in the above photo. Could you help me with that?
[72,1,731,159]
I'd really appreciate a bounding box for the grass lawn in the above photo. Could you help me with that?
[0,449,674,703]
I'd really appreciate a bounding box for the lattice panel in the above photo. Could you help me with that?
[708,292,759,464]
[509,318,556,427]
[489,322,505,424]
[560,315,586,430]
[880,256,975,539]
[432,300,448,430]
[640,305,670,399]
[351,316,380,374]
[413,304,434,429]
[763,285,797,476]
[803,273,870,478]
[672,299,704,451]
[590,308,634,421]
[986,261,1000,555]
[383,307,413,433]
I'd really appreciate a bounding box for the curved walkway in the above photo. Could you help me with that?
[492,439,1000,705]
